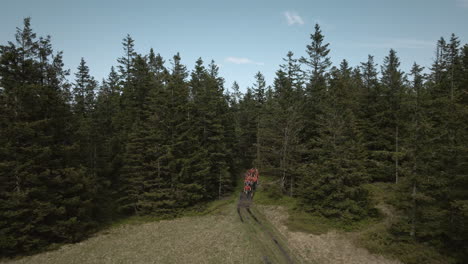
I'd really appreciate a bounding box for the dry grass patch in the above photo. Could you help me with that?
[256,205,401,264]
[3,203,264,264]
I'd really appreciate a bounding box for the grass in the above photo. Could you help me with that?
[356,182,453,264]
[103,192,237,230]
[2,174,449,264]
[2,200,266,264]
[286,210,382,235]
[253,175,453,264]
[255,205,399,264]
[358,224,453,264]
[253,175,401,264]
[254,175,382,235]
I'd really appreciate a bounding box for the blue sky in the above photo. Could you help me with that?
[1,0,467,92]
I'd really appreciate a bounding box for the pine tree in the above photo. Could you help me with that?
[72,58,98,180]
[379,49,406,183]
[236,88,257,168]
[0,18,97,255]
[448,43,468,261]
[259,52,304,195]
[299,23,332,154]
[298,60,371,221]
[73,58,97,115]
[190,60,232,199]
[300,24,332,88]
[394,63,432,239]
[281,51,304,90]
[252,72,267,168]
[358,55,384,181]
[422,35,468,260]
[92,66,122,218]
[117,34,136,85]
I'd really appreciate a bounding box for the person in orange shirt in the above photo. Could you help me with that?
[252,174,258,191]
[244,174,250,184]
[244,184,251,195]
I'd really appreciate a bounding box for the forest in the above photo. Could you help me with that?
[0,18,467,263]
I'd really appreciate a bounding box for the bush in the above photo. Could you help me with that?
[265,184,283,200]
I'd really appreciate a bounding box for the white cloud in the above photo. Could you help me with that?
[284,11,304,26]
[456,0,468,8]
[225,57,264,66]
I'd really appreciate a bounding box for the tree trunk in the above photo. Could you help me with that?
[290,174,294,197]
[157,158,161,189]
[395,125,399,184]
[218,171,222,200]
[281,126,290,194]
[93,144,97,178]
[256,115,261,168]
[15,173,21,193]
[410,182,417,237]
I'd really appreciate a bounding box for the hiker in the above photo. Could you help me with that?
[244,174,251,185]
[244,184,251,196]
[246,174,253,186]
[252,173,258,191]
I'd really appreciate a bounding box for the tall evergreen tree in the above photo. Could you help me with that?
[0,18,97,255]
[72,58,98,179]
[300,24,332,88]
[117,34,136,85]
[299,23,332,154]
[252,72,266,168]
[298,60,371,221]
[380,49,406,183]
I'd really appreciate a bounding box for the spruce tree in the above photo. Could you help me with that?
[260,53,304,195]
[117,34,136,84]
[72,58,98,179]
[298,60,371,221]
[299,23,332,155]
[380,49,406,183]
[252,72,267,168]
[0,18,97,255]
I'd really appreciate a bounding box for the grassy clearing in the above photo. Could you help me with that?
[254,176,382,235]
[357,224,453,264]
[2,200,266,264]
[255,176,450,264]
[259,205,401,264]
[355,182,453,264]
[285,210,382,235]
[253,175,401,264]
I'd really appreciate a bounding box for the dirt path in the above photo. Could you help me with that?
[237,192,300,264]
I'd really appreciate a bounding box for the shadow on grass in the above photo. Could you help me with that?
[106,193,237,230]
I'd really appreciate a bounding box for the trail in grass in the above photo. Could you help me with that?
[237,191,300,264]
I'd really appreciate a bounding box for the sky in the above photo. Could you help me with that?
[1,0,467,92]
